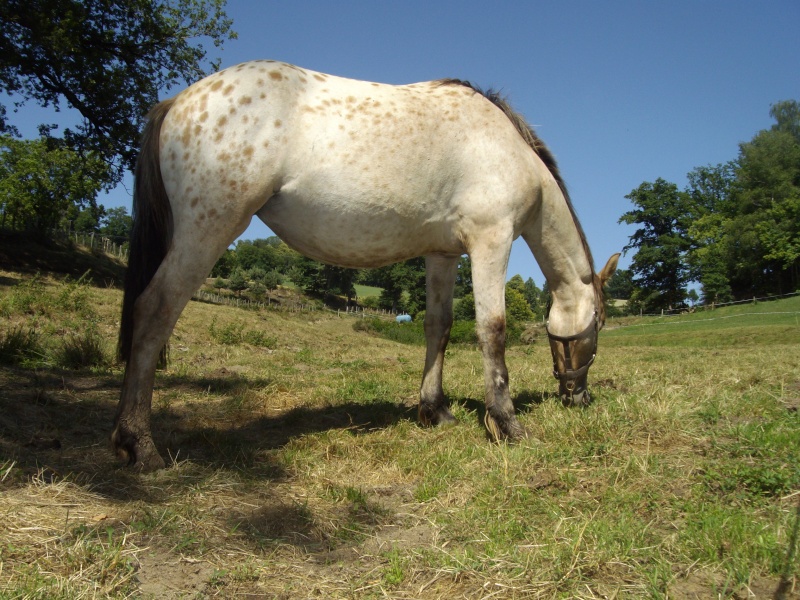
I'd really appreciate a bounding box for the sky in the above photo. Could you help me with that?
[7,1,800,286]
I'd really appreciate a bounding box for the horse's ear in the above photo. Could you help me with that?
[599,253,620,287]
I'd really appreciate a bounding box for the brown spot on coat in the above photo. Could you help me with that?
[223,84,235,96]
[269,71,284,81]
[210,80,223,91]
[238,96,252,105]
[274,119,282,128]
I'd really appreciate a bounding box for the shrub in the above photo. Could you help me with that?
[448,320,478,344]
[243,329,278,349]
[52,326,108,369]
[352,317,425,345]
[0,326,43,365]
[209,318,277,348]
[262,270,283,291]
[209,318,245,345]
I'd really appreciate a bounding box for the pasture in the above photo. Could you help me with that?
[1,266,799,598]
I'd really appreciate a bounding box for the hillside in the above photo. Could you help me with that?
[0,230,126,285]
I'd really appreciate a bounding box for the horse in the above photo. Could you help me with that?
[114,60,619,471]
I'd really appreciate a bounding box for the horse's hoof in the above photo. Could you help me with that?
[111,426,165,472]
[484,412,528,443]
[418,404,457,428]
[133,449,166,473]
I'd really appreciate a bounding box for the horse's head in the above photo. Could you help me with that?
[547,253,619,407]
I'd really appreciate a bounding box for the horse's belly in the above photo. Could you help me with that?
[258,192,462,268]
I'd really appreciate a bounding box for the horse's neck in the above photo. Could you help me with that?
[527,188,596,336]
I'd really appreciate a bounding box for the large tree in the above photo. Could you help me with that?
[620,178,696,312]
[0,0,235,185]
[735,107,800,293]
[0,134,110,232]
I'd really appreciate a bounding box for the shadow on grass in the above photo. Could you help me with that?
[0,363,564,504]
[449,389,558,426]
[0,364,414,499]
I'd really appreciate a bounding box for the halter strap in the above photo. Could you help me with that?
[546,311,598,384]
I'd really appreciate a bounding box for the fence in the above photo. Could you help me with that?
[64,230,129,260]
[630,290,800,318]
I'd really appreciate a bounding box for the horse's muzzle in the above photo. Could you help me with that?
[558,375,592,407]
[547,311,598,408]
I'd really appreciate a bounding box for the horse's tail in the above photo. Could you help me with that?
[118,98,176,365]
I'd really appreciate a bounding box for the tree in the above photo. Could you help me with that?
[685,163,737,303]
[605,268,634,300]
[370,258,426,315]
[619,178,696,312]
[0,135,110,232]
[504,285,534,324]
[0,0,236,185]
[736,127,800,292]
[227,269,247,296]
[522,277,543,319]
[99,206,133,240]
[452,282,534,326]
[292,257,358,303]
[453,256,472,297]
[210,248,236,278]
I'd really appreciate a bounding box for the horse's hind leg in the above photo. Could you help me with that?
[470,239,527,442]
[418,255,459,427]
[113,226,241,471]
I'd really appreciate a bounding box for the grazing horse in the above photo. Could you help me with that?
[114,60,619,471]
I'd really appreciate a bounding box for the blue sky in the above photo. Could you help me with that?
[7,1,800,285]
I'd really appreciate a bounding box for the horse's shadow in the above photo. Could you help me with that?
[0,365,557,503]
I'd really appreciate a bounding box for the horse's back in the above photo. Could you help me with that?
[159,61,546,267]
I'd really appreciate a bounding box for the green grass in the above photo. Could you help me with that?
[353,283,383,298]
[1,266,799,598]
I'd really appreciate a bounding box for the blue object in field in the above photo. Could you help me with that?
[396,314,412,324]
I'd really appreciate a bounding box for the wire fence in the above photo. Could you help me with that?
[628,290,800,318]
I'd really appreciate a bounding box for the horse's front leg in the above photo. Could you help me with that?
[470,242,527,442]
[418,255,459,427]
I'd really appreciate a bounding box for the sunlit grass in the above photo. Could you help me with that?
[1,272,798,598]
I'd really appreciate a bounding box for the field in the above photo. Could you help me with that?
[1,255,799,598]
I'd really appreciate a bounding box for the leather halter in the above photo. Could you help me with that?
[546,311,598,392]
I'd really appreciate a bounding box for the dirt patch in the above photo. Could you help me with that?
[668,567,799,599]
[135,544,217,599]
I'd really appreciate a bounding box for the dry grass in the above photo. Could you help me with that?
[1,270,799,598]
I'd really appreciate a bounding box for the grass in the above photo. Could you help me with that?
[1,263,799,598]
[354,283,383,299]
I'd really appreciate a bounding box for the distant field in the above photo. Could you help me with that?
[354,283,382,298]
[1,265,798,598]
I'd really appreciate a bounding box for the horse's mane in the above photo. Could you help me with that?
[437,79,595,273]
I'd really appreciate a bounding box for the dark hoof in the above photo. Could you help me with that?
[111,425,166,472]
[484,412,528,443]
[418,404,457,428]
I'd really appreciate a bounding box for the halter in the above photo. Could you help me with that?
[546,311,598,393]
